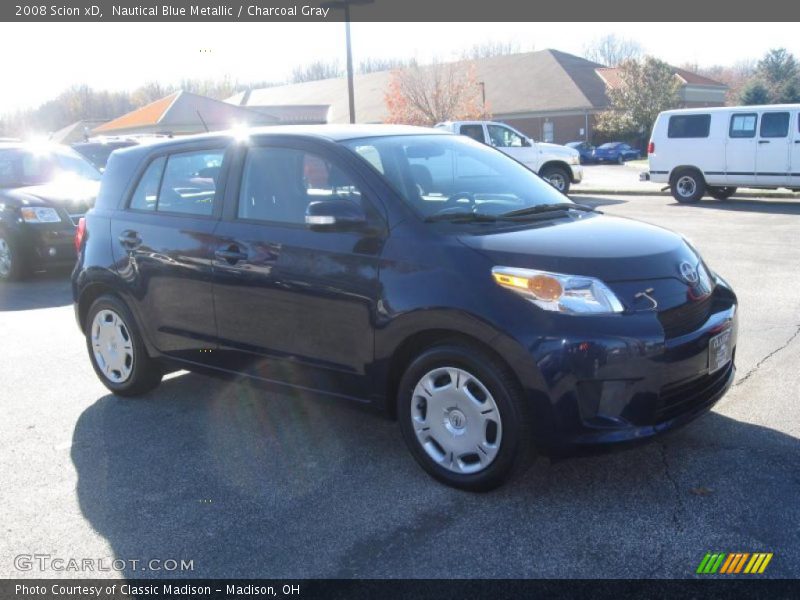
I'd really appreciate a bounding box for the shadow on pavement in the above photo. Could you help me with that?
[669,197,800,215]
[0,268,72,311]
[71,372,800,578]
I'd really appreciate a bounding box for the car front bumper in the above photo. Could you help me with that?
[15,222,77,269]
[570,165,583,183]
[517,281,738,451]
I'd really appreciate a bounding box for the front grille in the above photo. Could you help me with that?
[657,294,713,338]
[655,362,733,423]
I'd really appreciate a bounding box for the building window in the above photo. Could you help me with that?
[543,121,554,143]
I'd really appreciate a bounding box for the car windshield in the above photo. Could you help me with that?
[0,146,101,187]
[342,134,570,220]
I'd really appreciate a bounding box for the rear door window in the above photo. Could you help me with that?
[459,125,485,143]
[760,112,790,138]
[729,113,758,138]
[667,114,711,138]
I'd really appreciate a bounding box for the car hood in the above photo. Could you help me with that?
[2,179,99,212]
[457,212,700,283]
[537,142,578,157]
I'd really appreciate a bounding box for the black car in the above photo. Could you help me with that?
[72,139,139,171]
[73,126,737,490]
[0,143,101,280]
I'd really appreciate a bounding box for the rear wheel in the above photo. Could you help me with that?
[397,342,534,491]
[540,165,570,195]
[86,294,162,396]
[671,169,706,204]
[616,154,625,165]
[707,186,737,200]
[0,234,28,282]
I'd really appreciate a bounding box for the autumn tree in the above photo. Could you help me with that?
[583,34,643,67]
[384,62,489,126]
[596,57,680,142]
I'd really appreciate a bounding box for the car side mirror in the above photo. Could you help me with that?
[305,199,367,231]
[522,138,532,147]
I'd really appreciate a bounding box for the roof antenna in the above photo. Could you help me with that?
[196,111,210,132]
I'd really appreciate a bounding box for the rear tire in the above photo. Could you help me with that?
[540,165,570,195]
[671,169,706,204]
[85,294,162,396]
[707,186,737,200]
[397,341,535,491]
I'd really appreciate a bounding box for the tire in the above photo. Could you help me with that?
[707,186,737,201]
[0,232,29,282]
[670,169,706,204]
[540,165,570,195]
[616,155,624,165]
[397,341,535,491]
[85,294,162,396]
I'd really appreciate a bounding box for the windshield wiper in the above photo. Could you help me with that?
[424,210,498,223]
[499,203,594,219]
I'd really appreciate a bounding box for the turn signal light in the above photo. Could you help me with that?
[492,272,563,302]
[648,141,655,154]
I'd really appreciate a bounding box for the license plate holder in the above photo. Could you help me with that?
[709,329,733,374]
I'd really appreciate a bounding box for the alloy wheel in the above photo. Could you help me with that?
[410,367,502,474]
[0,237,12,279]
[547,173,567,191]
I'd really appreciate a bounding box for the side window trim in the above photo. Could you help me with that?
[729,113,758,139]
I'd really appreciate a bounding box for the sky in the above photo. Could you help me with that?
[2,22,800,114]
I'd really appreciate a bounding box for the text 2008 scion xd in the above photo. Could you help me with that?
[73,126,737,490]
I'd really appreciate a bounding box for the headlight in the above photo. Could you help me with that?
[20,207,61,223]
[492,266,624,315]
[569,154,580,165]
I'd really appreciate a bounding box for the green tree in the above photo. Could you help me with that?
[596,57,680,141]
[739,80,770,105]
[754,48,800,103]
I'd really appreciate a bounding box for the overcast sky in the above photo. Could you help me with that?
[3,22,800,114]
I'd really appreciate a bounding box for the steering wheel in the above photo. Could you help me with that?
[444,192,475,208]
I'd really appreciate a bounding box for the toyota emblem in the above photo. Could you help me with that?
[679,261,699,284]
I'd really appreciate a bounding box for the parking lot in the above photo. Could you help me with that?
[1,192,799,579]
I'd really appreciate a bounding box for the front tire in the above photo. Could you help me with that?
[540,165,570,195]
[397,342,534,491]
[85,295,162,396]
[616,154,625,165]
[0,233,28,282]
[671,169,706,204]
[707,186,737,200]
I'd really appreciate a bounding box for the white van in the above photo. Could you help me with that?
[435,121,582,194]
[645,105,800,203]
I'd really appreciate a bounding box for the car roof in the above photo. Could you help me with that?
[660,103,800,116]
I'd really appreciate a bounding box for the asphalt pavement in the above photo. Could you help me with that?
[1,193,798,579]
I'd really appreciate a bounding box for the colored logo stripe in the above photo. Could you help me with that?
[698,552,773,574]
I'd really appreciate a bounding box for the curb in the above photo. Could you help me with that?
[570,188,800,200]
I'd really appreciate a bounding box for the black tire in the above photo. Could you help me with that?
[85,294,162,396]
[0,231,29,282]
[540,165,570,195]
[397,341,535,491]
[616,154,625,165]
[707,186,737,201]
[670,168,706,204]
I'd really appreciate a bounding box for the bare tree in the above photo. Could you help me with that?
[359,57,414,74]
[384,61,489,126]
[583,34,643,67]
[458,40,531,60]
[290,60,342,83]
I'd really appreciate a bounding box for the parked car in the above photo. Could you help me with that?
[644,104,800,203]
[435,120,582,194]
[0,142,100,280]
[73,125,737,491]
[566,141,596,164]
[592,142,641,164]
[72,138,139,171]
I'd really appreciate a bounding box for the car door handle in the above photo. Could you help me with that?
[215,245,248,265]
[118,230,141,249]
[758,140,770,144]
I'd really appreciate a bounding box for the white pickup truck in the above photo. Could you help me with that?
[435,120,583,194]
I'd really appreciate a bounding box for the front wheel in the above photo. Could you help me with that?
[540,165,570,195]
[0,233,28,282]
[616,155,625,165]
[86,294,163,396]
[671,169,706,204]
[397,342,534,491]
[707,186,737,200]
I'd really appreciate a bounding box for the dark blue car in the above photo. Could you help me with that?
[566,141,595,164]
[73,126,737,491]
[593,142,641,164]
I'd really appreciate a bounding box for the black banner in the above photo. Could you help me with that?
[2,0,800,22]
[1,579,798,600]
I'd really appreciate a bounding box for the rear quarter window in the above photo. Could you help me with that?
[667,114,711,138]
